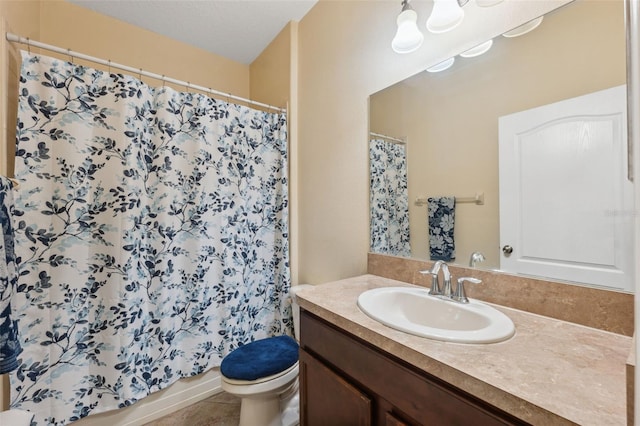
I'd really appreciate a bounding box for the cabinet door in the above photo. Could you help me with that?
[299,349,372,426]
[301,310,528,426]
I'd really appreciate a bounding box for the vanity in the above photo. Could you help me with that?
[295,274,632,425]
[326,0,635,423]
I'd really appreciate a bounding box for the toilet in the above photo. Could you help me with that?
[220,284,311,426]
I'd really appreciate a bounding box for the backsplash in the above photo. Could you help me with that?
[368,253,634,336]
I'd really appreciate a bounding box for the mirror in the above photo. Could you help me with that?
[369,0,632,291]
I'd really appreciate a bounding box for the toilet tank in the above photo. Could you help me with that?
[289,284,313,342]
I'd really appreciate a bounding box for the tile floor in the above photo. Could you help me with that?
[143,392,241,426]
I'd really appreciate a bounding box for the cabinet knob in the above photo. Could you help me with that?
[502,245,513,255]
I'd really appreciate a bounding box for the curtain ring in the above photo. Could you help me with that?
[186,81,190,93]
[139,68,143,81]
[162,75,166,87]
[26,37,31,54]
[67,48,73,64]
[107,59,111,75]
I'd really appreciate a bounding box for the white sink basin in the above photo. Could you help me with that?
[357,287,515,344]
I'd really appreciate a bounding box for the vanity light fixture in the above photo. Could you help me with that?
[426,57,455,72]
[392,0,425,54]
[391,0,505,55]
[460,39,493,57]
[426,0,465,34]
[502,16,544,38]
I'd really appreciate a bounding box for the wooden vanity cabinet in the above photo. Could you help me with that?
[299,309,529,426]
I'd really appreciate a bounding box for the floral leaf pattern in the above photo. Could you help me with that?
[428,197,456,261]
[369,139,410,257]
[0,177,23,374]
[10,51,290,425]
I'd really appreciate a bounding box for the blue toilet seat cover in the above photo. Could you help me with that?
[221,335,299,381]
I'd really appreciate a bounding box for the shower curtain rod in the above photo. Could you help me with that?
[369,132,406,144]
[5,32,286,113]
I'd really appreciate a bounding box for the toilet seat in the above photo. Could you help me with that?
[222,362,299,386]
[221,362,299,397]
[221,335,299,381]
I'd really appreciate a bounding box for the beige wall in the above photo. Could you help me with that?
[39,1,249,97]
[250,23,291,107]
[370,0,626,269]
[296,0,573,284]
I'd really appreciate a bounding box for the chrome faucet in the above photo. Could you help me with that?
[420,261,482,304]
[469,251,486,268]
[420,260,452,298]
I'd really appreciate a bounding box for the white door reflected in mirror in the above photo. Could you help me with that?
[499,85,633,292]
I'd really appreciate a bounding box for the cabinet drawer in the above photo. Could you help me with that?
[300,309,527,426]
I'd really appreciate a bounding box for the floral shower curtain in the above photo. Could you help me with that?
[369,138,410,257]
[10,51,290,425]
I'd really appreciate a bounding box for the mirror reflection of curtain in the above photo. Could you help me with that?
[369,139,410,257]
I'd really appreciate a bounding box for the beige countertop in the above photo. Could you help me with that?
[295,274,632,426]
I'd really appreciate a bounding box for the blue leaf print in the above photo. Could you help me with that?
[10,51,291,425]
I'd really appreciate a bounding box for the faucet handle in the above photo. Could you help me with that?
[419,270,442,296]
[453,277,482,304]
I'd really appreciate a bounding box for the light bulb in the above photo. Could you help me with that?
[427,57,455,72]
[392,8,424,53]
[427,0,464,34]
[460,39,493,58]
[503,16,544,38]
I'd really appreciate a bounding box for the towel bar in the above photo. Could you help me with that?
[415,192,484,206]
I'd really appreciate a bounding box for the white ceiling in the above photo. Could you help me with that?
[68,0,319,65]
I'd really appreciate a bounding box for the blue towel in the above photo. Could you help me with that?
[427,196,456,261]
[0,176,22,374]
